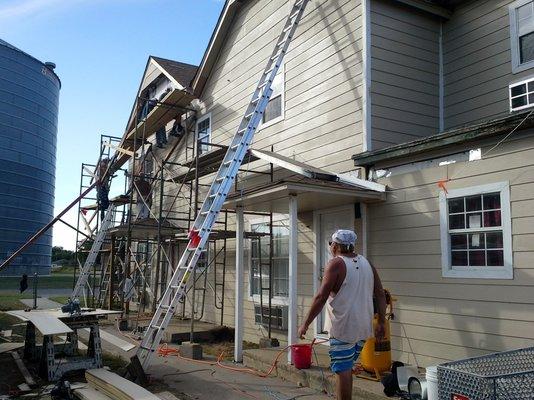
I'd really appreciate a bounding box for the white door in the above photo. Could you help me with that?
[315,206,354,334]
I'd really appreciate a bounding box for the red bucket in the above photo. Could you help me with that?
[188,229,201,248]
[291,344,312,369]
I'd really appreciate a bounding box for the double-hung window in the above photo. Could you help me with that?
[510,0,534,72]
[249,220,289,301]
[261,64,284,127]
[196,114,211,155]
[439,182,513,279]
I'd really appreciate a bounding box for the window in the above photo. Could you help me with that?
[509,78,534,111]
[249,220,289,300]
[261,64,284,127]
[510,0,534,72]
[196,114,211,155]
[439,182,513,279]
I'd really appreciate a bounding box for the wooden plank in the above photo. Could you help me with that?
[86,368,159,400]
[75,387,113,400]
[0,342,24,353]
[11,351,36,387]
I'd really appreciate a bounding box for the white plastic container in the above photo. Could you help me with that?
[426,366,438,400]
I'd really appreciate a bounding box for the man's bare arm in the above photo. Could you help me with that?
[298,259,341,337]
[371,264,387,340]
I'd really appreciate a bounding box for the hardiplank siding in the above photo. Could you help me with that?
[370,0,441,150]
[201,0,365,174]
[443,0,534,128]
[149,0,365,344]
[182,0,366,341]
[368,133,534,366]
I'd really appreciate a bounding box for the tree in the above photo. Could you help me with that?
[52,246,76,265]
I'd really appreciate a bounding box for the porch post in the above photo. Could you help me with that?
[288,195,298,362]
[234,206,244,363]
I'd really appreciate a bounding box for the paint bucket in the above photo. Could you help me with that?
[291,344,312,369]
[426,366,438,400]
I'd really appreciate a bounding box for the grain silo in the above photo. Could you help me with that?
[0,39,60,276]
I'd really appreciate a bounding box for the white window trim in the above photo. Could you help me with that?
[509,77,534,111]
[439,182,513,279]
[247,213,289,306]
[510,0,534,73]
[196,112,211,154]
[259,63,285,130]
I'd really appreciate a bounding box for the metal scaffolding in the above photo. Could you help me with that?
[73,94,278,342]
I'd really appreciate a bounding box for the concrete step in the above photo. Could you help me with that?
[243,348,388,400]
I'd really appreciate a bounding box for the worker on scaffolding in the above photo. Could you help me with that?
[134,174,151,220]
[298,230,386,400]
[96,157,111,221]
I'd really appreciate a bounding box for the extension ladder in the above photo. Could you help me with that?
[135,0,310,369]
[71,205,116,299]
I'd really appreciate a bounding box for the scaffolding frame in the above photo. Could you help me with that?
[74,89,280,343]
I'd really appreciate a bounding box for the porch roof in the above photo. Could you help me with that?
[223,174,385,213]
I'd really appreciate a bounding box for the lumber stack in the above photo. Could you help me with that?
[85,368,160,400]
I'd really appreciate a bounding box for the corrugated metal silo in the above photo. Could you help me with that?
[0,39,60,276]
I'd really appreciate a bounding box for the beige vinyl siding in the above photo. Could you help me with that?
[368,132,534,366]
[370,0,440,150]
[442,0,534,128]
[182,0,365,340]
[199,0,364,174]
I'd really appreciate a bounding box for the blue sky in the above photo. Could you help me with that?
[0,0,224,250]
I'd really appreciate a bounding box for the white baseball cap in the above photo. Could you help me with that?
[331,229,357,246]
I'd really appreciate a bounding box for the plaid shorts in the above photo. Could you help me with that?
[329,338,366,373]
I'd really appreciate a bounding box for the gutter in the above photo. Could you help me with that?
[352,111,534,167]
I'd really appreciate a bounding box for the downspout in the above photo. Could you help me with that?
[439,21,444,132]
[362,0,372,152]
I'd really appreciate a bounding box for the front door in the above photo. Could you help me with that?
[315,206,354,335]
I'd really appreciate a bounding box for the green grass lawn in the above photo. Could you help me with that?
[0,274,73,292]
[0,293,32,311]
[48,296,70,304]
[0,273,97,293]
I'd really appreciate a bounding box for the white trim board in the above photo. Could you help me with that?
[439,181,513,279]
[250,149,386,192]
[84,328,136,352]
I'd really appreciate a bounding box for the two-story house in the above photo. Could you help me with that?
[116,0,534,368]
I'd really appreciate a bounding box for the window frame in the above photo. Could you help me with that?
[196,113,211,155]
[259,63,285,129]
[247,214,289,306]
[509,77,534,111]
[439,182,513,279]
[510,0,534,73]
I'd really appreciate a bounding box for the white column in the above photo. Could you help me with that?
[361,203,368,258]
[234,206,244,363]
[288,195,298,362]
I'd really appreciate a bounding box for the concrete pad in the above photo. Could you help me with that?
[180,342,202,360]
[94,329,330,400]
[259,337,279,348]
[243,346,389,400]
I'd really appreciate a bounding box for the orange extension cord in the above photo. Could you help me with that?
[157,338,329,379]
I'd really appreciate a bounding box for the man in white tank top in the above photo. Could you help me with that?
[298,229,386,400]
